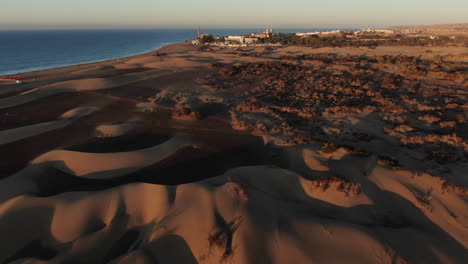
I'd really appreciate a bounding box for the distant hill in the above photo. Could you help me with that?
[388,23,468,36]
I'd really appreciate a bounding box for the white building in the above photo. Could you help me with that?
[225,36,245,43]
[362,29,395,34]
[244,37,258,44]
[225,36,258,44]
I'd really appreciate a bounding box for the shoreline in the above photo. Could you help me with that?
[3,43,468,80]
[0,41,180,78]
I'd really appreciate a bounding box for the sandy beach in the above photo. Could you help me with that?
[0,42,467,264]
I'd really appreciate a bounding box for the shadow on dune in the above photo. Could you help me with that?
[32,135,269,196]
[0,96,136,179]
[2,157,467,263]
[186,57,224,63]
[100,69,210,101]
[0,206,57,264]
[87,67,153,79]
[103,229,141,263]
[65,132,172,153]
[2,240,58,264]
[240,158,468,264]
[143,234,199,264]
[0,92,106,131]
[196,103,230,117]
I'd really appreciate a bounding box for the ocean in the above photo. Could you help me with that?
[0,28,352,76]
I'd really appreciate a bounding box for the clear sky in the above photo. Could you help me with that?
[1,0,467,30]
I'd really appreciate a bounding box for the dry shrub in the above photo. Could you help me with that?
[455,114,465,124]
[378,155,400,166]
[313,177,362,196]
[394,124,414,133]
[171,106,202,120]
[418,115,440,124]
[321,143,340,154]
[383,114,407,124]
[349,149,371,157]
[236,102,263,112]
[440,121,457,130]
[400,135,425,145]
[211,62,224,68]
[441,180,468,196]
[298,107,321,118]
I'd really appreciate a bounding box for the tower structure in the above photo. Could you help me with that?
[198,26,201,38]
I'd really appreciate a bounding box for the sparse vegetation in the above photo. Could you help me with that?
[255,33,468,47]
[171,106,202,120]
[199,34,216,44]
[202,53,467,164]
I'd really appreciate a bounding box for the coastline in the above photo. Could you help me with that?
[0,41,179,78]
[2,41,467,80]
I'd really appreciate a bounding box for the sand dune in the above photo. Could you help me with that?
[0,107,96,145]
[0,136,197,202]
[95,121,141,138]
[32,136,196,179]
[0,42,466,264]
[0,75,147,110]
[1,165,466,263]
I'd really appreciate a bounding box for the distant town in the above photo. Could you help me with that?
[191,27,467,47]
[191,28,279,47]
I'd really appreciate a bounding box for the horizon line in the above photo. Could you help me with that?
[1,22,466,31]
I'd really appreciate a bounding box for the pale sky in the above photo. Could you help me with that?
[0,0,466,30]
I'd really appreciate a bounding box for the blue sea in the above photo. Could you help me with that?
[0,28,352,76]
